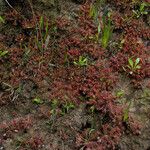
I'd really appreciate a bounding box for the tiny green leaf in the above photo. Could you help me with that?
[135,58,140,66]
[123,101,131,122]
[0,16,5,23]
[136,65,141,69]
[51,99,58,109]
[45,21,49,35]
[89,5,94,17]
[39,16,44,30]
[128,58,134,68]
[33,97,43,104]
[88,128,95,136]
[123,109,129,122]
[127,65,131,70]
[0,50,8,57]
[98,22,101,35]
[116,90,124,98]
[122,66,126,72]
[73,61,78,65]
[74,56,88,66]
[143,11,148,15]
[121,39,125,44]
[140,3,145,11]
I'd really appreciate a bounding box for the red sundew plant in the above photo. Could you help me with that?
[49,80,79,104]
[4,10,22,26]
[78,126,122,150]
[106,0,134,10]
[123,18,150,39]
[122,36,145,55]
[27,135,44,150]
[76,106,124,149]
[56,64,116,101]
[110,52,128,72]
[90,91,117,113]
[111,54,149,85]
[21,18,35,29]
[112,11,124,29]
[67,49,81,58]
[56,17,71,30]
[0,116,33,139]
[110,17,149,82]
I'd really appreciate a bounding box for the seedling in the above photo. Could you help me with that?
[0,16,5,23]
[89,1,99,23]
[89,0,105,23]
[88,128,95,135]
[133,2,149,18]
[46,99,59,128]
[22,46,31,65]
[64,51,69,66]
[84,128,96,140]
[123,101,132,122]
[89,0,106,43]
[61,102,75,115]
[101,12,113,48]
[119,39,125,49]
[0,50,8,57]
[74,56,88,67]
[50,99,58,115]
[124,57,141,74]
[116,90,125,98]
[95,22,101,43]
[35,16,50,52]
[33,97,43,104]
[90,106,95,113]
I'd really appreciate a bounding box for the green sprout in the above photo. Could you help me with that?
[95,22,101,43]
[123,101,132,122]
[133,2,149,18]
[33,97,43,104]
[50,99,58,115]
[89,0,105,23]
[0,50,8,57]
[101,12,113,48]
[36,16,50,52]
[74,56,88,67]
[116,90,125,98]
[125,57,141,74]
[61,102,75,115]
[0,16,5,23]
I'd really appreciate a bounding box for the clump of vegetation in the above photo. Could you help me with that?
[133,2,149,18]
[33,97,43,104]
[101,12,113,48]
[50,99,59,115]
[123,57,141,75]
[89,0,105,23]
[123,101,132,123]
[74,56,88,66]
[61,102,75,115]
[116,90,125,98]
[89,1,113,48]
[35,16,50,52]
